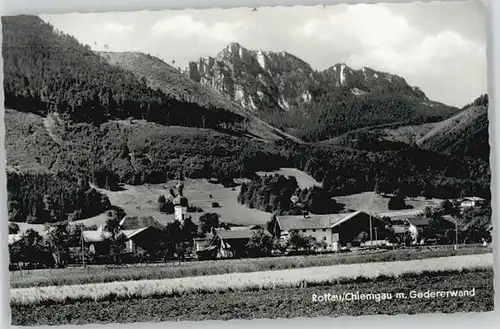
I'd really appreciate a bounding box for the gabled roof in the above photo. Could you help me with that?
[276,211,368,230]
[82,227,156,243]
[406,218,430,227]
[8,234,22,245]
[375,210,424,221]
[122,227,150,239]
[215,228,271,240]
[460,197,485,203]
[194,234,216,249]
[228,225,263,231]
[82,230,111,243]
[392,225,407,234]
[119,216,164,230]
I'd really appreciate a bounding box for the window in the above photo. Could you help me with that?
[302,229,307,233]
[323,237,327,241]
[322,228,326,232]
[312,229,316,232]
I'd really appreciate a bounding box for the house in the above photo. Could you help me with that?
[8,234,23,246]
[81,225,164,258]
[194,233,218,260]
[459,197,485,211]
[119,216,164,230]
[214,226,271,258]
[275,211,390,250]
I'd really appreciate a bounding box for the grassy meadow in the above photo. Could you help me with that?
[10,246,491,289]
[10,253,492,305]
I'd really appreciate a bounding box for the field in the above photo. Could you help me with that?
[10,253,492,305]
[10,247,491,288]
[11,266,493,325]
[256,167,321,189]
[335,191,444,214]
[15,178,444,235]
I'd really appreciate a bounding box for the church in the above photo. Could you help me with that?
[172,182,188,224]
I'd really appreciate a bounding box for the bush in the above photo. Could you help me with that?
[211,202,220,208]
[8,223,20,234]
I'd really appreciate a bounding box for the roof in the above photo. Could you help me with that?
[119,216,164,230]
[442,215,457,224]
[82,230,111,243]
[81,227,153,243]
[406,218,430,227]
[460,197,485,202]
[194,234,216,248]
[228,225,263,231]
[392,225,407,234]
[173,195,188,206]
[276,211,368,230]
[8,234,22,245]
[122,227,150,239]
[215,228,271,240]
[375,210,424,221]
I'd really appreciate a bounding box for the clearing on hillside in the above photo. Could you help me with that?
[334,191,443,214]
[256,167,322,189]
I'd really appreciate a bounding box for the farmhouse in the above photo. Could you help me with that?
[8,234,22,246]
[275,211,390,250]
[81,225,164,257]
[119,215,164,230]
[214,226,271,258]
[459,197,485,211]
[194,233,218,260]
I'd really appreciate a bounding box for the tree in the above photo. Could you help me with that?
[8,200,25,222]
[44,222,72,268]
[8,223,20,234]
[287,230,315,252]
[104,212,126,264]
[266,213,278,237]
[440,200,457,216]
[246,230,274,258]
[199,213,220,234]
[388,190,409,210]
[16,229,53,268]
[157,195,166,212]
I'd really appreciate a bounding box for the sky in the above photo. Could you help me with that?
[40,0,487,107]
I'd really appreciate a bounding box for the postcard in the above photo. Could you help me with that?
[4,0,492,325]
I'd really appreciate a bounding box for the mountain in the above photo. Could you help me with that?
[185,42,460,141]
[2,15,246,131]
[325,94,489,162]
[185,42,316,113]
[97,51,299,142]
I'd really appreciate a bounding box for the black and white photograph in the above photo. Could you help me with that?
[4,0,493,325]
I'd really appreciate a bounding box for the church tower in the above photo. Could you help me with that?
[173,182,188,224]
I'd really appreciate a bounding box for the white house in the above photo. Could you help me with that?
[275,211,389,251]
[459,197,485,211]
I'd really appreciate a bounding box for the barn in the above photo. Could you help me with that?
[81,225,165,258]
[214,226,271,258]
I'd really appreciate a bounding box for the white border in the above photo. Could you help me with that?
[0,0,497,328]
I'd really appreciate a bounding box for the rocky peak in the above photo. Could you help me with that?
[184,43,429,115]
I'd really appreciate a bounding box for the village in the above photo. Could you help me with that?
[8,179,491,269]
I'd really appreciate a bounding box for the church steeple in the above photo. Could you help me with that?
[173,182,188,223]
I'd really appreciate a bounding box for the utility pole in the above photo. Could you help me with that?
[454,218,458,250]
[81,233,85,268]
[369,212,373,247]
